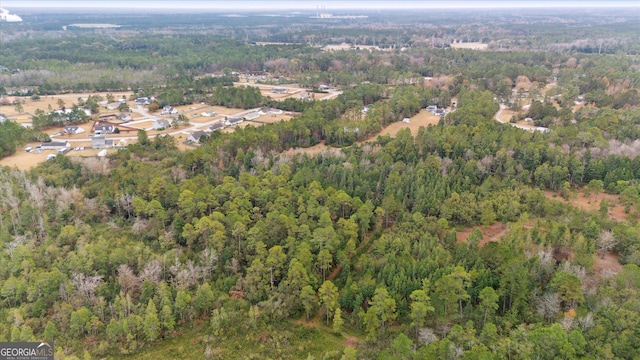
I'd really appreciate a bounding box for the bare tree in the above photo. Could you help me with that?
[536,293,561,323]
[576,313,594,332]
[140,259,163,285]
[417,327,439,346]
[71,272,103,302]
[597,230,617,259]
[117,264,141,297]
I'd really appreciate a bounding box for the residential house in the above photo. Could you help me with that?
[152,119,171,130]
[64,126,85,134]
[259,108,283,116]
[225,117,244,126]
[40,141,69,150]
[161,106,178,115]
[402,118,410,123]
[92,136,114,149]
[426,105,438,112]
[117,113,132,122]
[434,108,446,116]
[271,88,288,94]
[244,112,260,121]
[187,130,208,143]
[135,97,152,105]
[209,122,225,132]
[94,123,115,135]
[106,102,120,110]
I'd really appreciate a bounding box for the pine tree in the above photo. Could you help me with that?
[144,299,160,342]
[160,305,175,333]
[333,307,344,333]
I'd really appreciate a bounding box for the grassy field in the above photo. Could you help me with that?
[122,318,349,360]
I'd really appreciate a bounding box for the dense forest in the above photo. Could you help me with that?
[2,6,640,360]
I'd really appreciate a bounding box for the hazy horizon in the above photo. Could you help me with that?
[3,0,640,10]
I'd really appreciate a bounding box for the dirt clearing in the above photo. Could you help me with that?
[456,222,509,247]
[543,190,632,222]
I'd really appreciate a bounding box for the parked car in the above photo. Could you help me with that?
[25,147,32,152]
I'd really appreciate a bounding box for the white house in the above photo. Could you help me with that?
[161,106,178,115]
[259,108,283,116]
[209,122,225,132]
[40,141,69,150]
[117,113,132,122]
[64,126,85,134]
[225,117,243,126]
[244,112,260,121]
[187,130,208,143]
[152,119,171,130]
[92,136,114,149]
[94,123,115,135]
[135,97,153,105]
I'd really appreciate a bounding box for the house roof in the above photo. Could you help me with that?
[42,141,68,147]
[210,123,224,131]
[228,117,243,124]
[92,136,114,146]
[154,119,171,127]
[189,130,207,141]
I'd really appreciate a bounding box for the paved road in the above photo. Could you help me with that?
[493,104,547,132]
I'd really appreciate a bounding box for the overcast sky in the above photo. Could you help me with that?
[3,0,640,10]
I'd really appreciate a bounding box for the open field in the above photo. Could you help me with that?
[361,109,441,143]
[0,145,116,170]
[2,91,134,124]
[543,189,633,223]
